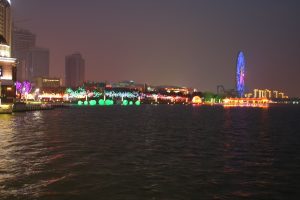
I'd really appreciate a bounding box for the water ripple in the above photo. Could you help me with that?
[0,105,300,199]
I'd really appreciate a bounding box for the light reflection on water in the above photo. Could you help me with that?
[0,105,300,200]
[0,115,15,189]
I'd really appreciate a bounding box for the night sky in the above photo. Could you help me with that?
[12,0,300,97]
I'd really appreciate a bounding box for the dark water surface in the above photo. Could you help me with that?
[1,105,300,200]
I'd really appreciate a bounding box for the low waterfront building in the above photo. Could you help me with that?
[35,77,62,88]
[157,86,193,96]
[251,89,289,99]
[111,80,146,92]
[0,54,16,103]
[223,98,270,108]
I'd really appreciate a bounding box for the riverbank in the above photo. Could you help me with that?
[0,102,70,114]
[0,104,13,114]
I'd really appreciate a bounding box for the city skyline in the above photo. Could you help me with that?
[11,0,300,97]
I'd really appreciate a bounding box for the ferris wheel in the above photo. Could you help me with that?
[236,51,246,97]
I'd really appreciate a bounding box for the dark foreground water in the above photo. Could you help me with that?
[0,105,300,200]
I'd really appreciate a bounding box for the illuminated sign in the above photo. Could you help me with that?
[0,66,2,77]
[7,0,11,5]
[43,79,60,82]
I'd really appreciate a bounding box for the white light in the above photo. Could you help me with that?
[0,57,16,63]
[7,0,11,5]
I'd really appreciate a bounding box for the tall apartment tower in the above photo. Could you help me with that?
[12,28,36,52]
[12,28,36,81]
[65,53,85,88]
[26,47,50,81]
[0,0,16,103]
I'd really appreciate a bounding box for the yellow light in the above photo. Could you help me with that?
[192,96,202,104]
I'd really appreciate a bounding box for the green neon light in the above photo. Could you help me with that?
[129,101,133,106]
[123,100,129,106]
[84,101,89,106]
[135,100,141,106]
[78,101,83,106]
[105,99,113,106]
[89,100,97,106]
[99,99,105,106]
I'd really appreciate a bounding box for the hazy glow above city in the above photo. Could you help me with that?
[11,0,300,97]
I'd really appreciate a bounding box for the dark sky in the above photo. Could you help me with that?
[12,0,300,97]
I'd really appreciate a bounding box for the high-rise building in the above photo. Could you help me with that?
[65,53,85,87]
[26,47,50,81]
[0,0,16,103]
[12,28,36,52]
[0,0,11,47]
[12,28,36,81]
[12,28,50,83]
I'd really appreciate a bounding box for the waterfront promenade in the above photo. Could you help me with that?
[0,102,69,114]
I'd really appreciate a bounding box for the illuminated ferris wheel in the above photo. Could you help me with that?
[236,51,246,97]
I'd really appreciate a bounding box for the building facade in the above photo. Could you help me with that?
[26,47,50,82]
[35,77,62,89]
[12,28,36,81]
[12,28,36,52]
[65,53,85,88]
[0,0,16,103]
[0,0,11,47]
[12,28,50,83]
[245,89,289,99]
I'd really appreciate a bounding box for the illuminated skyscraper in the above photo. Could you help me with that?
[65,53,85,87]
[0,0,11,47]
[236,51,246,97]
[0,0,16,103]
